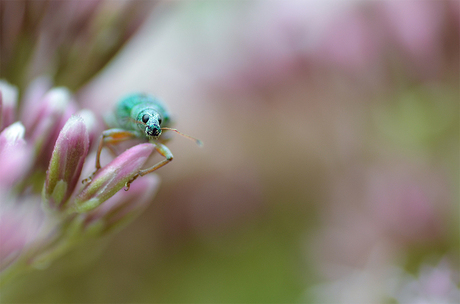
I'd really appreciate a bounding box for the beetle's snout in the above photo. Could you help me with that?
[146,125,162,138]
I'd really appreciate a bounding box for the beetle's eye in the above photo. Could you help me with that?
[142,114,149,123]
[158,118,162,125]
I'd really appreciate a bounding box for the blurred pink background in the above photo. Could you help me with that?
[2,0,459,303]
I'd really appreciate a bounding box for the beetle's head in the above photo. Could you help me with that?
[139,111,162,139]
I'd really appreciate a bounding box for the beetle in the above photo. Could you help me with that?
[84,93,201,190]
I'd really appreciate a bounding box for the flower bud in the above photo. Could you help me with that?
[20,76,52,129]
[27,87,78,168]
[83,174,160,236]
[75,109,100,146]
[0,122,31,188]
[42,116,89,211]
[0,121,25,151]
[72,143,155,213]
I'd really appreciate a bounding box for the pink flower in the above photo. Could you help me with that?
[0,0,163,288]
[0,80,160,283]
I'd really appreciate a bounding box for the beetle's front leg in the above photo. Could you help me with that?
[124,143,173,191]
[82,129,138,184]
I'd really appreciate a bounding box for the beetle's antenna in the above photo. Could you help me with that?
[161,127,203,146]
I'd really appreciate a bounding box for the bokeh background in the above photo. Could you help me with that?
[1,0,459,303]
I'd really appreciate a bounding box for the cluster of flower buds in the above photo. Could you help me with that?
[0,79,159,284]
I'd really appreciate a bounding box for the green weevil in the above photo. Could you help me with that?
[84,93,202,190]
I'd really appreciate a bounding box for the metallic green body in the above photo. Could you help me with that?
[112,93,172,139]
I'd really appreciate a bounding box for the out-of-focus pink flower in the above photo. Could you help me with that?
[0,0,159,90]
[365,162,448,243]
[27,87,79,169]
[311,158,451,284]
[20,76,52,124]
[0,199,46,272]
[378,0,445,78]
[307,256,460,303]
[149,0,455,94]
[311,7,379,73]
[395,258,460,304]
[0,122,31,188]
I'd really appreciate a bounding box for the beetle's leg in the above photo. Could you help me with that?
[95,129,139,170]
[139,143,174,176]
[124,143,173,191]
[82,129,138,184]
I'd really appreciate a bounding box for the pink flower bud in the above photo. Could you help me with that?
[0,122,31,188]
[72,143,155,212]
[83,174,160,235]
[0,121,25,151]
[43,116,89,211]
[20,76,53,129]
[27,87,78,168]
[75,109,100,147]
